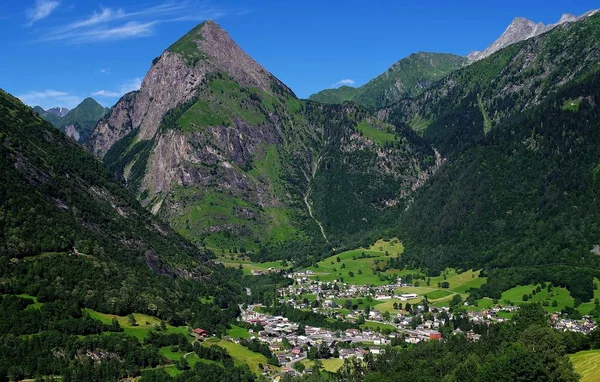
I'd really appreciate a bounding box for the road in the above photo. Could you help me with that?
[286,355,307,375]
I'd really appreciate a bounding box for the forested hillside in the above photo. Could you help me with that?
[0,89,259,380]
[380,14,600,303]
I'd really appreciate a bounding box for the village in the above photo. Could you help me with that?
[226,271,599,378]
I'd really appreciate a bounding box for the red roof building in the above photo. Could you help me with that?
[193,328,208,337]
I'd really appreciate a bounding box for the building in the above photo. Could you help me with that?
[193,328,208,338]
[429,331,442,341]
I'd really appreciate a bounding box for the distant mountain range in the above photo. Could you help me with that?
[34,98,108,143]
[309,52,468,109]
[310,9,599,110]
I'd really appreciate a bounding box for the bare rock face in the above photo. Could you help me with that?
[88,21,282,158]
[468,10,599,61]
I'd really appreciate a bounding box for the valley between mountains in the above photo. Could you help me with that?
[3,6,600,382]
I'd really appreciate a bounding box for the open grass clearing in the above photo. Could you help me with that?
[227,325,252,339]
[499,284,574,313]
[570,349,600,382]
[203,339,272,375]
[361,321,397,332]
[303,239,404,286]
[301,358,345,373]
[84,309,189,341]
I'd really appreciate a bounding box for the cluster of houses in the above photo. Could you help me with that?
[551,314,598,334]
[239,308,391,366]
[280,277,408,305]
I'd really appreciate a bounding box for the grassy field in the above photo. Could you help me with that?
[577,278,600,315]
[303,238,405,285]
[361,321,397,332]
[570,349,600,382]
[84,309,189,341]
[203,339,272,375]
[429,269,486,293]
[301,358,345,373]
[16,294,43,310]
[218,258,289,275]
[227,325,252,339]
[160,346,184,361]
[562,98,581,112]
[499,284,574,313]
[356,121,398,145]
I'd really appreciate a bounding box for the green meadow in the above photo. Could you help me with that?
[203,338,274,375]
[84,309,189,341]
[302,238,405,285]
[301,358,345,373]
[570,349,600,382]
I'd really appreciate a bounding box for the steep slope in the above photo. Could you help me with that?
[308,85,361,105]
[384,13,600,154]
[309,52,468,109]
[89,21,437,259]
[0,89,256,381]
[381,13,600,301]
[468,10,599,61]
[34,98,108,143]
[60,97,108,142]
[0,88,241,320]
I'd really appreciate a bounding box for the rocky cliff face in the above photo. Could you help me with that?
[89,21,285,157]
[468,10,599,61]
[88,21,438,254]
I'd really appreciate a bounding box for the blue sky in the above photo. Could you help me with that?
[1,0,598,109]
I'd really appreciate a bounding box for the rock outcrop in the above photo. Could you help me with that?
[468,10,599,61]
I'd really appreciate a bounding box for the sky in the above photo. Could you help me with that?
[0,0,599,109]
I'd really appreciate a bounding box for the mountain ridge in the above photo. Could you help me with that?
[468,9,600,61]
[309,52,468,109]
[34,97,108,143]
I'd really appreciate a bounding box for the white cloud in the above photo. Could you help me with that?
[99,68,111,74]
[331,79,356,88]
[26,0,60,26]
[40,1,228,44]
[91,90,119,97]
[120,78,142,93]
[17,90,81,109]
[91,78,143,98]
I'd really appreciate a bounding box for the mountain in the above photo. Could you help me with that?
[60,97,109,142]
[468,9,599,61]
[45,106,70,117]
[309,52,468,109]
[307,85,361,105]
[89,21,438,259]
[0,87,252,379]
[34,98,108,143]
[381,12,600,301]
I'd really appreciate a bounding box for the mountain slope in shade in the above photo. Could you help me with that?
[0,87,239,322]
[468,9,599,61]
[34,98,108,143]
[89,21,438,257]
[309,52,468,109]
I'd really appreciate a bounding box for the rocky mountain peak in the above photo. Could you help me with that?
[558,13,578,24]
[45,107,70,117]
[469,9,600,62]
[89,20,287,156]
